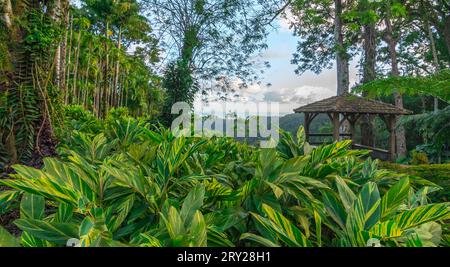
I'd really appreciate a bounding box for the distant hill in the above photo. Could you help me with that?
[232,113,332,145]
[279,113,331,135]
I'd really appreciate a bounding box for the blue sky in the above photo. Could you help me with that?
[194,16,360,116]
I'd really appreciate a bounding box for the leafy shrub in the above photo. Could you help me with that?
[411,150,430,165]
[105,107,132,125]
[62,105,103,135]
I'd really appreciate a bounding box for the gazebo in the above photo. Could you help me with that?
[294,93,413,161]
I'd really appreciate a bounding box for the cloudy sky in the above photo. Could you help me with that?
[194,16,361,117]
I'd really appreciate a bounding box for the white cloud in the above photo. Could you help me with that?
[193,80,336,116]
[261,50,290,60]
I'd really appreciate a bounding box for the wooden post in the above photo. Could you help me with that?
[333,113,340,142]
[387,115,397,162]
[304,113,310,142]
[350,121,356,144]
[348,114,360,145]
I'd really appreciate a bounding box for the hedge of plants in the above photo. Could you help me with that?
[381,162,450,202]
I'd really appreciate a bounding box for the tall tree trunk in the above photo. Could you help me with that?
[50,0,62,88]
[427,21,442,163]
[72,29,82,104]
[431,15,450,57]
[444,16,450,56]
[65,14,73,104]
[427,21,440,113]
[334,0,350,139]
[360,21,377,147]
[113,26,122,108]
[94,70,99,117]
[59,2,69,93]
[385,4,407,159]
[421,0,450,63]
[84,44,92,108]
[1,0,13,30]
[334,0,349,96]
[102,21,110,117]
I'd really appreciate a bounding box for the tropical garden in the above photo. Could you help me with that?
[0,0,449,247]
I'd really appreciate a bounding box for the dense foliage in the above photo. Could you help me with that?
[381,162,450,202]
[0,113,449,247]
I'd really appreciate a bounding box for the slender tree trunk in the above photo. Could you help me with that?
[109,75,114,108]
[125,70,129,108]
[420,96,427,113]
[113,26,122,108]
[423,1,450,62]
[72,29,82,104]
[102,22,110,117]
[65,14,74,104]
[444,16,450,57]
[385,5,407,159]
[50,0,62,88]
[1,0,13,30]
[427,21,440,113]
[94,70,99,117]
[119,73,124,107]
[432,15,450,57]
[84,44,92,108]
[60,3,69,93]
[334,0,349,96]
[334,0,350,139]
[360,21,377,147]
[427,21,443,163]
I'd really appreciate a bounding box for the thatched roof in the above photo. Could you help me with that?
[294,93,413,115]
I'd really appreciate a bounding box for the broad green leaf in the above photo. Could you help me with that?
[240,233,280,247]
[21,231,48,247]
[180,184,205,224]
[0,226,20,247]
[405,233,423,247]
[55,203,74,223]
[138,233,162,247]
[161,206,185,239]
[108,194,135,232]
[370,221,403,239]
[265,181,284,199]
[207,227,235,247]
[204,208,247,232]
[20,193,45,220]
[381,178,410,219]
[15,219,78,245]
[335,176,356,212]
[189,211,207,247]
[347,182,381,231]
[0,190,19,208]
[9,165,43,181]
[80,208,113,247]
[314,210,322,247]
[393,203,450,230]
[251,204,309,247]
[346,182,381,246]
[296,126,306,147]
[323,191,347,229]
[43,157,96,201]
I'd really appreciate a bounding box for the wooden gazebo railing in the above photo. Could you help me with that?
[294,93,413,162]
